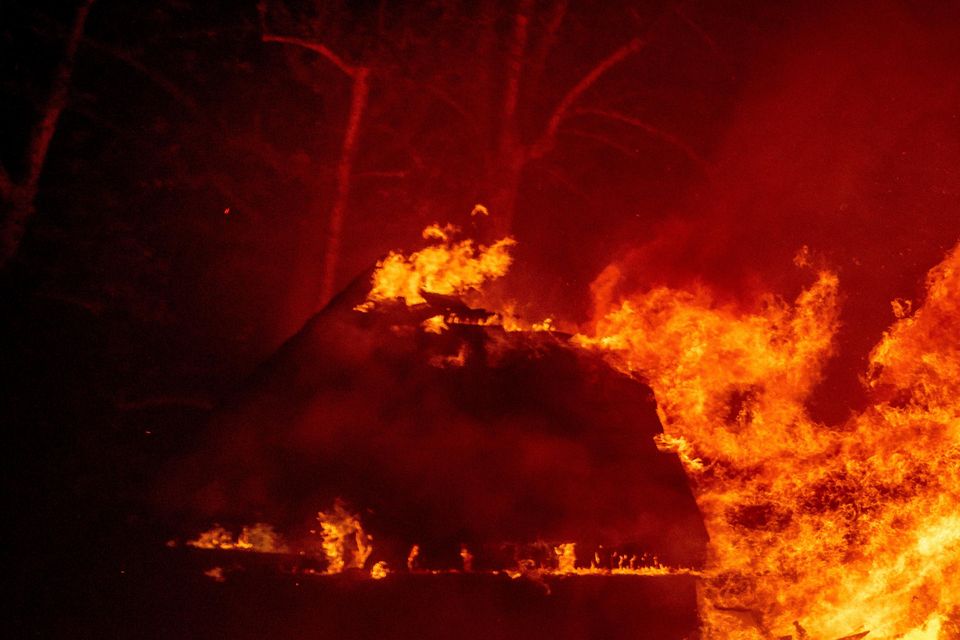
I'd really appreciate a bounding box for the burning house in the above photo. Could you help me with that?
[154,228,708,638]
[5,1,960,639]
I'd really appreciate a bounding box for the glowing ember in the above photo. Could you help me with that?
[203,567,226,582]
[580,242,960,639]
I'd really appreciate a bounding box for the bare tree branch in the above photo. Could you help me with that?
[563,127,641,158]
[320,66,370,306]
[358,119,428,173]
[673,5,722,63]
[475,0,498,154]
[25,0,95,190]
[526,0,568,96]
[415,80,480,137]
[1,0,95,270]
[0,164,12,200]
[530,36,645,159]
[82,36,198,112]
[228,112,314,184]
[354,170,408,179]
[206,173,265,223]
[258,3,373,306]
[33,290,104,315]
[574,107,709,172]
[262,33,358,77]
[537,164,589,202]
[115,395,216,412]
[501,0,534,127]
[541,0,569,58]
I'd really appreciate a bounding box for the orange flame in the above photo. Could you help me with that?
[370,560,390,580]
[316,499,373,574]
[184,231,960,638]
[361,223,515,307]
[581,243,960,639]
[187,523,287,554]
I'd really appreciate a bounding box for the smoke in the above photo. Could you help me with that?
[589,0,960,423]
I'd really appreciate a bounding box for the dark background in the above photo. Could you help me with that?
[3,0,960,632]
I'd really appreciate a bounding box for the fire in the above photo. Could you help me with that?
[579,263,840,465]
[183,225,960,638]
[187,501,377,575]
[460,544,474,572]
[361,223,515,307]
[186,516,690,579]
[543,542,679,577]
[187,523,287,553]
[203,567,226,582]
[361,223,558,331]
[370,561,390,580]
[580,243,960,639]
[555,543,577,574]
[316,499,373,574]
[419,308,555,334]
[421,314,448,334]
[407,544,420,570]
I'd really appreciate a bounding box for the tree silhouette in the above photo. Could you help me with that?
[0,0,95,270]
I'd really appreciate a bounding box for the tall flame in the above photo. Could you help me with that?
[316,499,373,574]
[580,243,960,639]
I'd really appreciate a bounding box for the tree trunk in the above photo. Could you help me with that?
[488,142,527,238]
[319,66,370,307]
[0,0,94,270]
[486,0,533,236]
[0,188,36,270]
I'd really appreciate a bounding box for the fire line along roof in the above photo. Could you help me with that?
[163,271,708,571]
